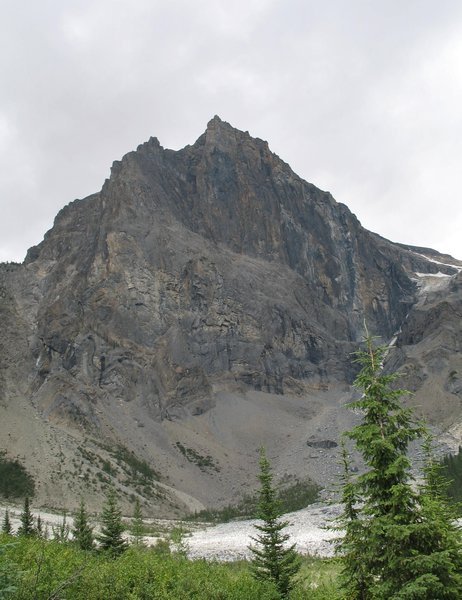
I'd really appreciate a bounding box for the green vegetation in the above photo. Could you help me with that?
[438,445,462,512]
[2,339,461,598]
[187,493,257,522]
[35,516,44,539]
[52,512,70,543]
[112,444,159,484]
[337,336,462,599]
[174,442,219,471]
[187,478,319,523]
[0,535,340,599]
[97,488,127,557]
[77,442,159,496]
[276,478,320,513]
[0,452,35,499]
[1,511,11,535]
[0,541,20,599]
[130,498,145,546]
[72,500,94,551]
[17,498,34,537]
[250,448,300,598]
[169,524,190,556]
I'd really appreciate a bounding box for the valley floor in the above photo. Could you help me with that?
[0,501,339,559]
[187,503,339,560]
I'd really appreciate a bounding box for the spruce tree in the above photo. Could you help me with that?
[17,496,35,537]
[1,509,12,535]
[249,448,300,599]
[36,515,44,538]
[336,443,371,599]
[338,336,462,599]
[130,498,145,547]
[73,499,94,550]
[407,437,462,597]
[97,488,127,556]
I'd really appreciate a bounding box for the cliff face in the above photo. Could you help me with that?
[386,267,462,429]
[1,116,461,514]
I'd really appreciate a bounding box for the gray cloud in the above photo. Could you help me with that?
[1,0,462,261]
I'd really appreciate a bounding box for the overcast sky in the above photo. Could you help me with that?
[1,0,462,263]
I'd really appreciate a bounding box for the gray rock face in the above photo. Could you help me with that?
[386,269,462,429]
[12,119,421,407]
[1,116,461,514]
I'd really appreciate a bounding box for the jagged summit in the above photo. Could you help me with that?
[205,114,242,135]
[203,114,255,140]
[206,114,227,128]
[1,119,462,516]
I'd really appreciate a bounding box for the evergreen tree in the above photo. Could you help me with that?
[52,511,70,543]
[170,524,190,556]
[130,498,145,547]
[1,509,12,535]
[73,499,94,551]
[335,443,371,599]
[249,448,300,599]
[408,436,462,597]
[17,496,35,537]
[437,445,462,511]
[36,515,44,538]
[97,488,127,556]
[338,336,462,599]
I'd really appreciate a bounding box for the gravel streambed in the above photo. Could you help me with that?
[0,502,341,561]
[186,503,341,561]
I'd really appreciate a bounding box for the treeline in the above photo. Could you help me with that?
[2,489,144,554]
[187,478,320,523]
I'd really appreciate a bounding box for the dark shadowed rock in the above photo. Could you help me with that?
[307,439,338,449]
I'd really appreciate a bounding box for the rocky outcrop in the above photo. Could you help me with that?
[385,269,462,428]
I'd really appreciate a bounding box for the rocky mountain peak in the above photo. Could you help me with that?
[1,118,462,516]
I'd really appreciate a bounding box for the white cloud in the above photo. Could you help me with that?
[1,0,462,262]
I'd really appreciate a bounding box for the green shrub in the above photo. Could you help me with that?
[0,539,20,599]
[175,442,219,472]
[0,535,341,599]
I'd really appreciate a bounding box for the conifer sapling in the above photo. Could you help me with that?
[249,447,300,598]
[73,499,94,550]
[98,488,127,556]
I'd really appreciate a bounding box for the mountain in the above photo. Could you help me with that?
[1,116,461,516]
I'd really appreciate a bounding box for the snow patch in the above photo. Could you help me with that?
[412,252,462,272]
[414,271,451,278]
[388,336,398,348]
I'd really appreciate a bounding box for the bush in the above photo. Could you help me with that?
[0,540,286,599]
[0,538,20,599]
[0,523,341,599]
